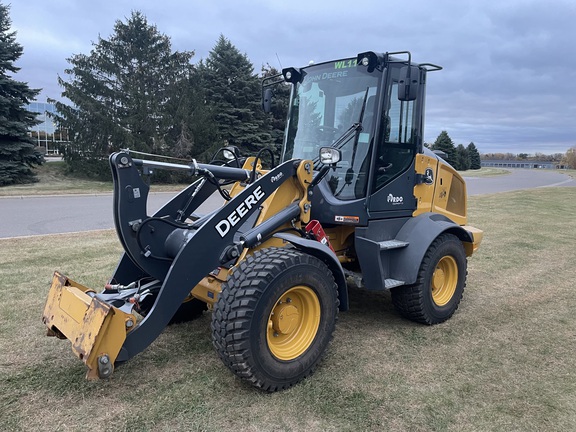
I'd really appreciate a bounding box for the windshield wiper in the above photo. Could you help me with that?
[312,87,370,166]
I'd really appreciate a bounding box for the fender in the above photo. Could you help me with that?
[390,212,473,285]
[274,232,349,311]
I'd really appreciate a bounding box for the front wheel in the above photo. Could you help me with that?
[391,233,467,325]
[211,247,339,391]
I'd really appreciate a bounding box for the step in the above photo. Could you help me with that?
[384,278,405,289]
[379,239,409,250]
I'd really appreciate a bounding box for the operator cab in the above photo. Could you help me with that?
[266,51,441,226]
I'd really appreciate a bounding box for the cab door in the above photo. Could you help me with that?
[367,65,421,218]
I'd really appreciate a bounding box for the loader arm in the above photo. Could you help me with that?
[109,152,239,282]
[116,154,313,362]
[43,151,314,378]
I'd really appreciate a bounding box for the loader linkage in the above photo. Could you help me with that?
[43,151,318,378]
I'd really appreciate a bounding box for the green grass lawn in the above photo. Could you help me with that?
[0,161,113,196]
[458,167,511,177]
[0,162,188,196]
[1,188,575,431]
[559,169,576,180]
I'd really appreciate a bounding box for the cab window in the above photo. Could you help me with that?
[373,70,417,191]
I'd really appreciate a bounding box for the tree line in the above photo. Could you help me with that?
[427,131,481,171]
[2,5,576,186]
[50,12,288,180]
[428,133,576,169]
[481,152,565,162]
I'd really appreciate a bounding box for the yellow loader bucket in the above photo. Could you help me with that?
[42,272,136,379]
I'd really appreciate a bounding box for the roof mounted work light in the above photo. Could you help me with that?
[282,67,304,84]
[357,51,380,72]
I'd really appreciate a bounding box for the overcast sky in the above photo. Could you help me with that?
[8,0,576,155]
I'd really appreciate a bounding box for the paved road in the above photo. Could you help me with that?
[0,191,224,239]
[464,169,576,195]
[1,169,574,238]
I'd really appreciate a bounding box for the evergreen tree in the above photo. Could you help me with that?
[0,3,43,186]
[455,144,470,171]
[163,67,218,160]
[431,131,456,166]
[200,35,271,158]
[52,11,194,178]
[467,142,481,169]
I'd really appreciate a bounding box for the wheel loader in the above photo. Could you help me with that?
[42,50,483,391]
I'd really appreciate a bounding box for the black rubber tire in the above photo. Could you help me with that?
[391,233,467,325]
[211,247,339,391]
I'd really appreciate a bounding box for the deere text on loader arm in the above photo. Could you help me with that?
[42,51,483,391]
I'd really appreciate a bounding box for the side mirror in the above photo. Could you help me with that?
[398,65,420,101]
[262,88,273,113]
[308,147,342,193]
[319,147,341,165]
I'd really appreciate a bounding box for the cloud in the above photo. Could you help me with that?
[7,0,576,155]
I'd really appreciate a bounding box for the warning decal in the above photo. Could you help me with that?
[335,215,360,224]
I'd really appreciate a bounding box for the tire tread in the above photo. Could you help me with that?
[391,233,467,325]
[211,247,338,391]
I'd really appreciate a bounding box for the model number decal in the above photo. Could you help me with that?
[215,186,265,237]
[334,59,357,69]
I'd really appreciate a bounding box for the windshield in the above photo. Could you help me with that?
[282,59,381,199]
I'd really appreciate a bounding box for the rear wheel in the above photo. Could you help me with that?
[391,233,467,325]
[211,247,338,391]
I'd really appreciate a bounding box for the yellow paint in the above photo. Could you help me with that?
[324,225,355,263]
[413,153,438,216]
[462,225,484,256]
[191,276,223,306]
[413,154,483,256]
[431,256,458,307]
[414,154,468,226]
[432,163,467,226]
[42,272,135,379]
[266,286,321,360]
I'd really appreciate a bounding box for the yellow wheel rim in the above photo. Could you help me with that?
[267,286,321,361]
[431,256,458,306]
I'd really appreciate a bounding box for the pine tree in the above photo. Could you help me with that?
[0,3,43,186]
[467,142,481,169]
[431,131,456,167]
[200,35,272,158]
[52,11,194,178]
[455,144,470,171]
[163,67,219,160]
